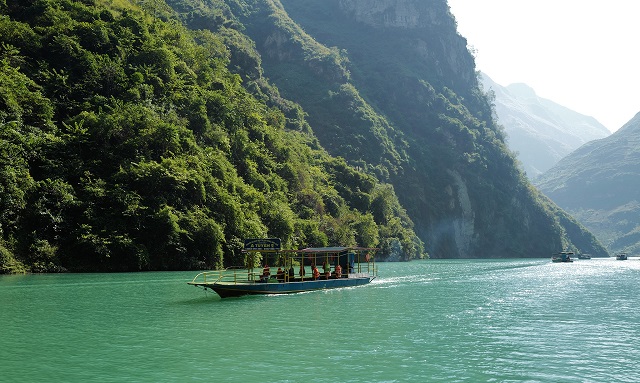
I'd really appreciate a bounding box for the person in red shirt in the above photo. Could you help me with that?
[261,264,270,282]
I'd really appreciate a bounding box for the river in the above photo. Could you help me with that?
[2,258,639,382]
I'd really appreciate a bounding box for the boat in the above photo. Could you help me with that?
[616,253,628,260]
[577,253,591,260]
[188,238,378,298]
[552,251,574,263]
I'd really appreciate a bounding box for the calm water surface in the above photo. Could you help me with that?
[2,258,640,382]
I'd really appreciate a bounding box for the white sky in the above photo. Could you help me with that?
[448,0,640,132]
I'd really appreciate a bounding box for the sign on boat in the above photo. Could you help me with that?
[188,238,378,298]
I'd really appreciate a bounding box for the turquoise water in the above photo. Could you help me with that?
[2,258,640,382]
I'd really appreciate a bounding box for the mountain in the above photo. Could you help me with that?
[0,0,609,273]
[480,73,610,179]
[536,112,640,255]
[0,0,423,272]
[167,0,606,258]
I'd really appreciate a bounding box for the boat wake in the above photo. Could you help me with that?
[372,274,439,288]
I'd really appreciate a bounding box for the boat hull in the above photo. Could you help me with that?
[190,276,374,298]
[552,258,573,263]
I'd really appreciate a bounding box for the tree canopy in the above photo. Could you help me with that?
[0,0,424,273]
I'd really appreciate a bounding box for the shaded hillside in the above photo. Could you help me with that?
[195,0,606,258]
[536,113,640,255]
[0,0,609,275]
[480,73,610,178]
[0,0,423,273]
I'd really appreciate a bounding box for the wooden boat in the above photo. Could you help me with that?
[188,238,378,298]
[616,253,628,260]
[552,251,574,263]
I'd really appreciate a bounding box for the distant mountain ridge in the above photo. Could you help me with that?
[536,112,640,255]
[481,73,610,178]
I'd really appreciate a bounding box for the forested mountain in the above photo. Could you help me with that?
[536,112,640,255]
[480,73,610,179]
[0,0,607,273]
[0,0,422,272]
[191,0,606,259]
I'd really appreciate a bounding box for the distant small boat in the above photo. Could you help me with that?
[552,251,574,263]
[577,254,591,260]
[616,253,628,260]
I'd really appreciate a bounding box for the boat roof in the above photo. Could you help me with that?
[243,245,378,254]
[286,246,378,254]
[301,246,349,253]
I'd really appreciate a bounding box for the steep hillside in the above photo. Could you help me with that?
[481,73,610,178]
[164,0,608,258]
[0,0,423,273]
[0,0,610,274]
[536,113,640,255]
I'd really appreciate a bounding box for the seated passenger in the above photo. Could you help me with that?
[288,266,295,279]
[323,261,331,279]
[276,267,284,282]
[335,264,342,278]
[299,264,306,277]
[261,264,270,282]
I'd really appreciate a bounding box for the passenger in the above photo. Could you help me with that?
[299,263,306,277]
[335,264,342,278]
[312,264,320,280]
[261,264,270,282]
[323,261,331,279]
[288,265,295,279]
[276,267,284,282]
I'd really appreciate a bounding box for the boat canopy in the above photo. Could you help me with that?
[294,246,376,253]
[299,246,349,253]
[239,240,377,273]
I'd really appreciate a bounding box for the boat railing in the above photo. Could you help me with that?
[190,263,377,285]
[190,267,256,285]
[191,267,304,285]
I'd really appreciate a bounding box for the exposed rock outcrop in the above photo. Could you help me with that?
[338,0,452,29]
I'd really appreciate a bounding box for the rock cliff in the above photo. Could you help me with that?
[337,0,473,86]
[338,0,451,29]
[216,0,609,258]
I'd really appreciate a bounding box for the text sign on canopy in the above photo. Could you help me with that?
[244,238,281,251]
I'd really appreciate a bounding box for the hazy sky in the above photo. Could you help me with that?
[448,0,640,132]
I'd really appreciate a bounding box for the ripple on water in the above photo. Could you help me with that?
[3,260,640,382]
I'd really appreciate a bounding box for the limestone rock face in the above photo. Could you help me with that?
[338,0,452,29]
[447,170,475,256]
[243,0,608,258]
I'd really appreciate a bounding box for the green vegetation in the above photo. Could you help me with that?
[221,0,608,258]
[0,0,423,273]
[1,0,609,273]
[536,114,640,255]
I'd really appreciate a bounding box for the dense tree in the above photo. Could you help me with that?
[0,0,423,273]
